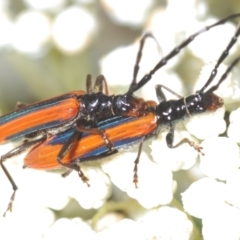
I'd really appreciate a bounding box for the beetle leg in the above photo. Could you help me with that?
[133,142,143,188]
[166,127,204,155]
[56,131,90,184]
[62,149,119,183]
[76,125,114,151]
[57,124,114,163]
[58,159,90,186]
[94,75,109,95]
[1,136,47,216]
[155,84,183,102]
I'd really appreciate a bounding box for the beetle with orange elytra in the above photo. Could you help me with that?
[2,13,240,215]
[2,17,240,215]
[1,14,240,164]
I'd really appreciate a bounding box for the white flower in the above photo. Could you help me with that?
[96,207,193,240]
[141,207,193,240]
[182,177,240,240]
[66,167,112,209]
[16,170,70,211]
[202,204,240,240]
[189,21,236,62]
[182,178,226,219]
[150,130,199,171]
[0,205,54,239]
[101,151,175,208]
[184,107,226,140]
[199,137,240,180]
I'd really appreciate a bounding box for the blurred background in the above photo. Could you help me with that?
[1,0,240,113]
[1,0,240,239]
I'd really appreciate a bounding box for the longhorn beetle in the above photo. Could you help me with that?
[0,14,240,165]
[2,13,240,215]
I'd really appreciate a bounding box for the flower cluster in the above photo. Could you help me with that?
[0,0,240,240]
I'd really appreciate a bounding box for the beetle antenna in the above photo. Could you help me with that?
[127,13,240,96]
[205,55,240,94]
[200,22,240,93]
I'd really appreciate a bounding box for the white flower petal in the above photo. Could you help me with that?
[189,21,236,62]
[200,137,240,180]
[225,169,240,208]
[184,107,226,140]
[202,204,240,240]
[151,130,199,171]
[17,170,70,210]
[101,151,174,208]
[141,206,193,240]
[0,206,54,239]
[182,178,226,219]
[66,167,112,209]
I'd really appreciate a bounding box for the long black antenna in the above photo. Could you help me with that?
[127,13,240,96]
[200,23,240,93]
[205,55,240,94]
